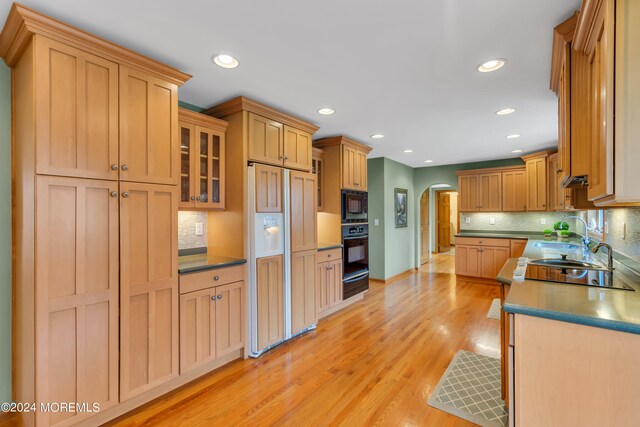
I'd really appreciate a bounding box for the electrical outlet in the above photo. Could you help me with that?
[541,218,546,225]
[195,223,204,236]
[465,216,471,224]
[374,218,380,226]
[489,217,496,225]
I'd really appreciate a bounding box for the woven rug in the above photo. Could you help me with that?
[428,350,507,427]
[487,298,501,320]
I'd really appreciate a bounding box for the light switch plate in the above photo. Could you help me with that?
[195,223,204,236]
[465,217,471,224]
[489,217,496,225]
[541,218,546,225]
[374,219,380,226]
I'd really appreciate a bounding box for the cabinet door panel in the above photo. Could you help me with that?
[215,281,245,358]
[329,259,343,306]
[502,170,527,212]
[342,146,357,190]
[284,126,312,171]
[256,255,285,350]
[180,288,216,374]
[248,112,284,166]
[195,126,226,209]
[317,261,330,315]
[35,37,118,180]
[120,67,179,185]
[526,158,548,211]
[455,245,482,277]
[357,150,368,190]
[481,246,510,279]
[478,173,502,211]
[291,251,318,334]
[179,123,196,208]
[255,164,282,213]
[120,183,179,400]
[35,176,119,425]
[459,176,478,212]
[290,171,318,252]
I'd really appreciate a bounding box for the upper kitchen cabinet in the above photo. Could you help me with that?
[457,169,502,212]
[523,152,549,211]
[313,136,373,191]
[205,97,319,172]
[0,5,189,186]
[312,147,325,211]
[178,108,228,210]
[501,168,527,212]
[573,0,640,206]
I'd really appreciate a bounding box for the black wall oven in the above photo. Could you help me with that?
[342,224,369,299]
[342,190,368,223]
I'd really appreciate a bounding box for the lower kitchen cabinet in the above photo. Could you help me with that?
[317,251,343,318]
[455,237,513,280]
[291,250,318,334]
[256,255,285,349]
[510,239,527,258]
[179,280,244,374]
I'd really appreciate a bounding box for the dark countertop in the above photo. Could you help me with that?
[318,242,342,251]
[500,238,640,335]
[178,253,247,275]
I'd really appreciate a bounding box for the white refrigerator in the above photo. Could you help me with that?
[247,164,317,357]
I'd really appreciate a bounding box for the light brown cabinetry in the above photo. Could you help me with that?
[35,176,120,425]
[291,250,318,334]
[248,112,284,167]
[510,240,527,258]
[256,255,285,350]
[313,136,373,192]
[290,171,318,252]
[501,169,527,212]
[119,182,179,401]
[179,276,244,374]
[255,164,283,213]
[178,108,227,210]
[455,237,515,280]
[317,249,343,318]
[284,125,313,171]
[457,171,501,212]
[312,147,325,211]
[523,153,548,211]
[2,4,193,425]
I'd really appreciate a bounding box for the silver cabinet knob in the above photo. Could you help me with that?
[122,192,129,198]
[196,196,201,201]
[211,295,216,301]
[111,164,119,171]
[213,275,219,281]
[191,196,196,201]
[110,191,118,198]
[121,164,129,171]
[217,294,222,300]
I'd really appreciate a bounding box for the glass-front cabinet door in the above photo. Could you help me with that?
[178,108,227,210]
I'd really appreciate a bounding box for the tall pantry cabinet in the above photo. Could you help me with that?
[0,4,190,426]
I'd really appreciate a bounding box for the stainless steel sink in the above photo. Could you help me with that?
[528,258,608,271]
[533,242,581,250]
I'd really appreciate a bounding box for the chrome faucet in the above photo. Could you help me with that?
[562,216,591,247]
[591,242,614,272]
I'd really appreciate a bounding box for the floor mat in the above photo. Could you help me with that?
[487,298,501,320]
[428,350,507,427]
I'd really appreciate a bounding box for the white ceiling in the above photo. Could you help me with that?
[0,0,581,168]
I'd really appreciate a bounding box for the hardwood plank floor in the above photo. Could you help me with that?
[109,255,500,426]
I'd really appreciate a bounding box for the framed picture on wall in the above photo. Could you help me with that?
[394,188,408,228]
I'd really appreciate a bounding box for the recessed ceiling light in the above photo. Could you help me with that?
[424,160,434,163]
[212,54,239,69]
[511,149,523,153]
[496,108,516,115]
[371,134,385,139]
[506,134,521,139]
[403,149,414,153]
[477,59,506,73]
[318,108,335,115]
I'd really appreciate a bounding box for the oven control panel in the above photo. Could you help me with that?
[342,224,368,238]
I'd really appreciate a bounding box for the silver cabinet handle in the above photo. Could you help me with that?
[196,196,201,201]
[211,295,216,301]
[110,191,118,198]
[122,192,129,198]
[217,294,222,300]
[213,275,219,281]
[191,196,196,201]
[111,164,119,171]
[121,164,129,171]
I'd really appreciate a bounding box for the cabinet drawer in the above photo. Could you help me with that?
[456,237,510,247]
[317,248,342,263]
[180,265,245,294]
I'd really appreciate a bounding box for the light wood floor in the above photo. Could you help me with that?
[110,255,500,427]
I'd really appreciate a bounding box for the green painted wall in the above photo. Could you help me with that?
[383,159,415,279]
[1,61,11,403]
[412,158,525,266]
[367,158,386,279]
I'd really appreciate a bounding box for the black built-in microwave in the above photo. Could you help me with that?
[341,190,368,223]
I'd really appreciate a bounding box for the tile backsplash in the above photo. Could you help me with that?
[460,212,580,233]
[603,208,640,261]
[178,211,207,250]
